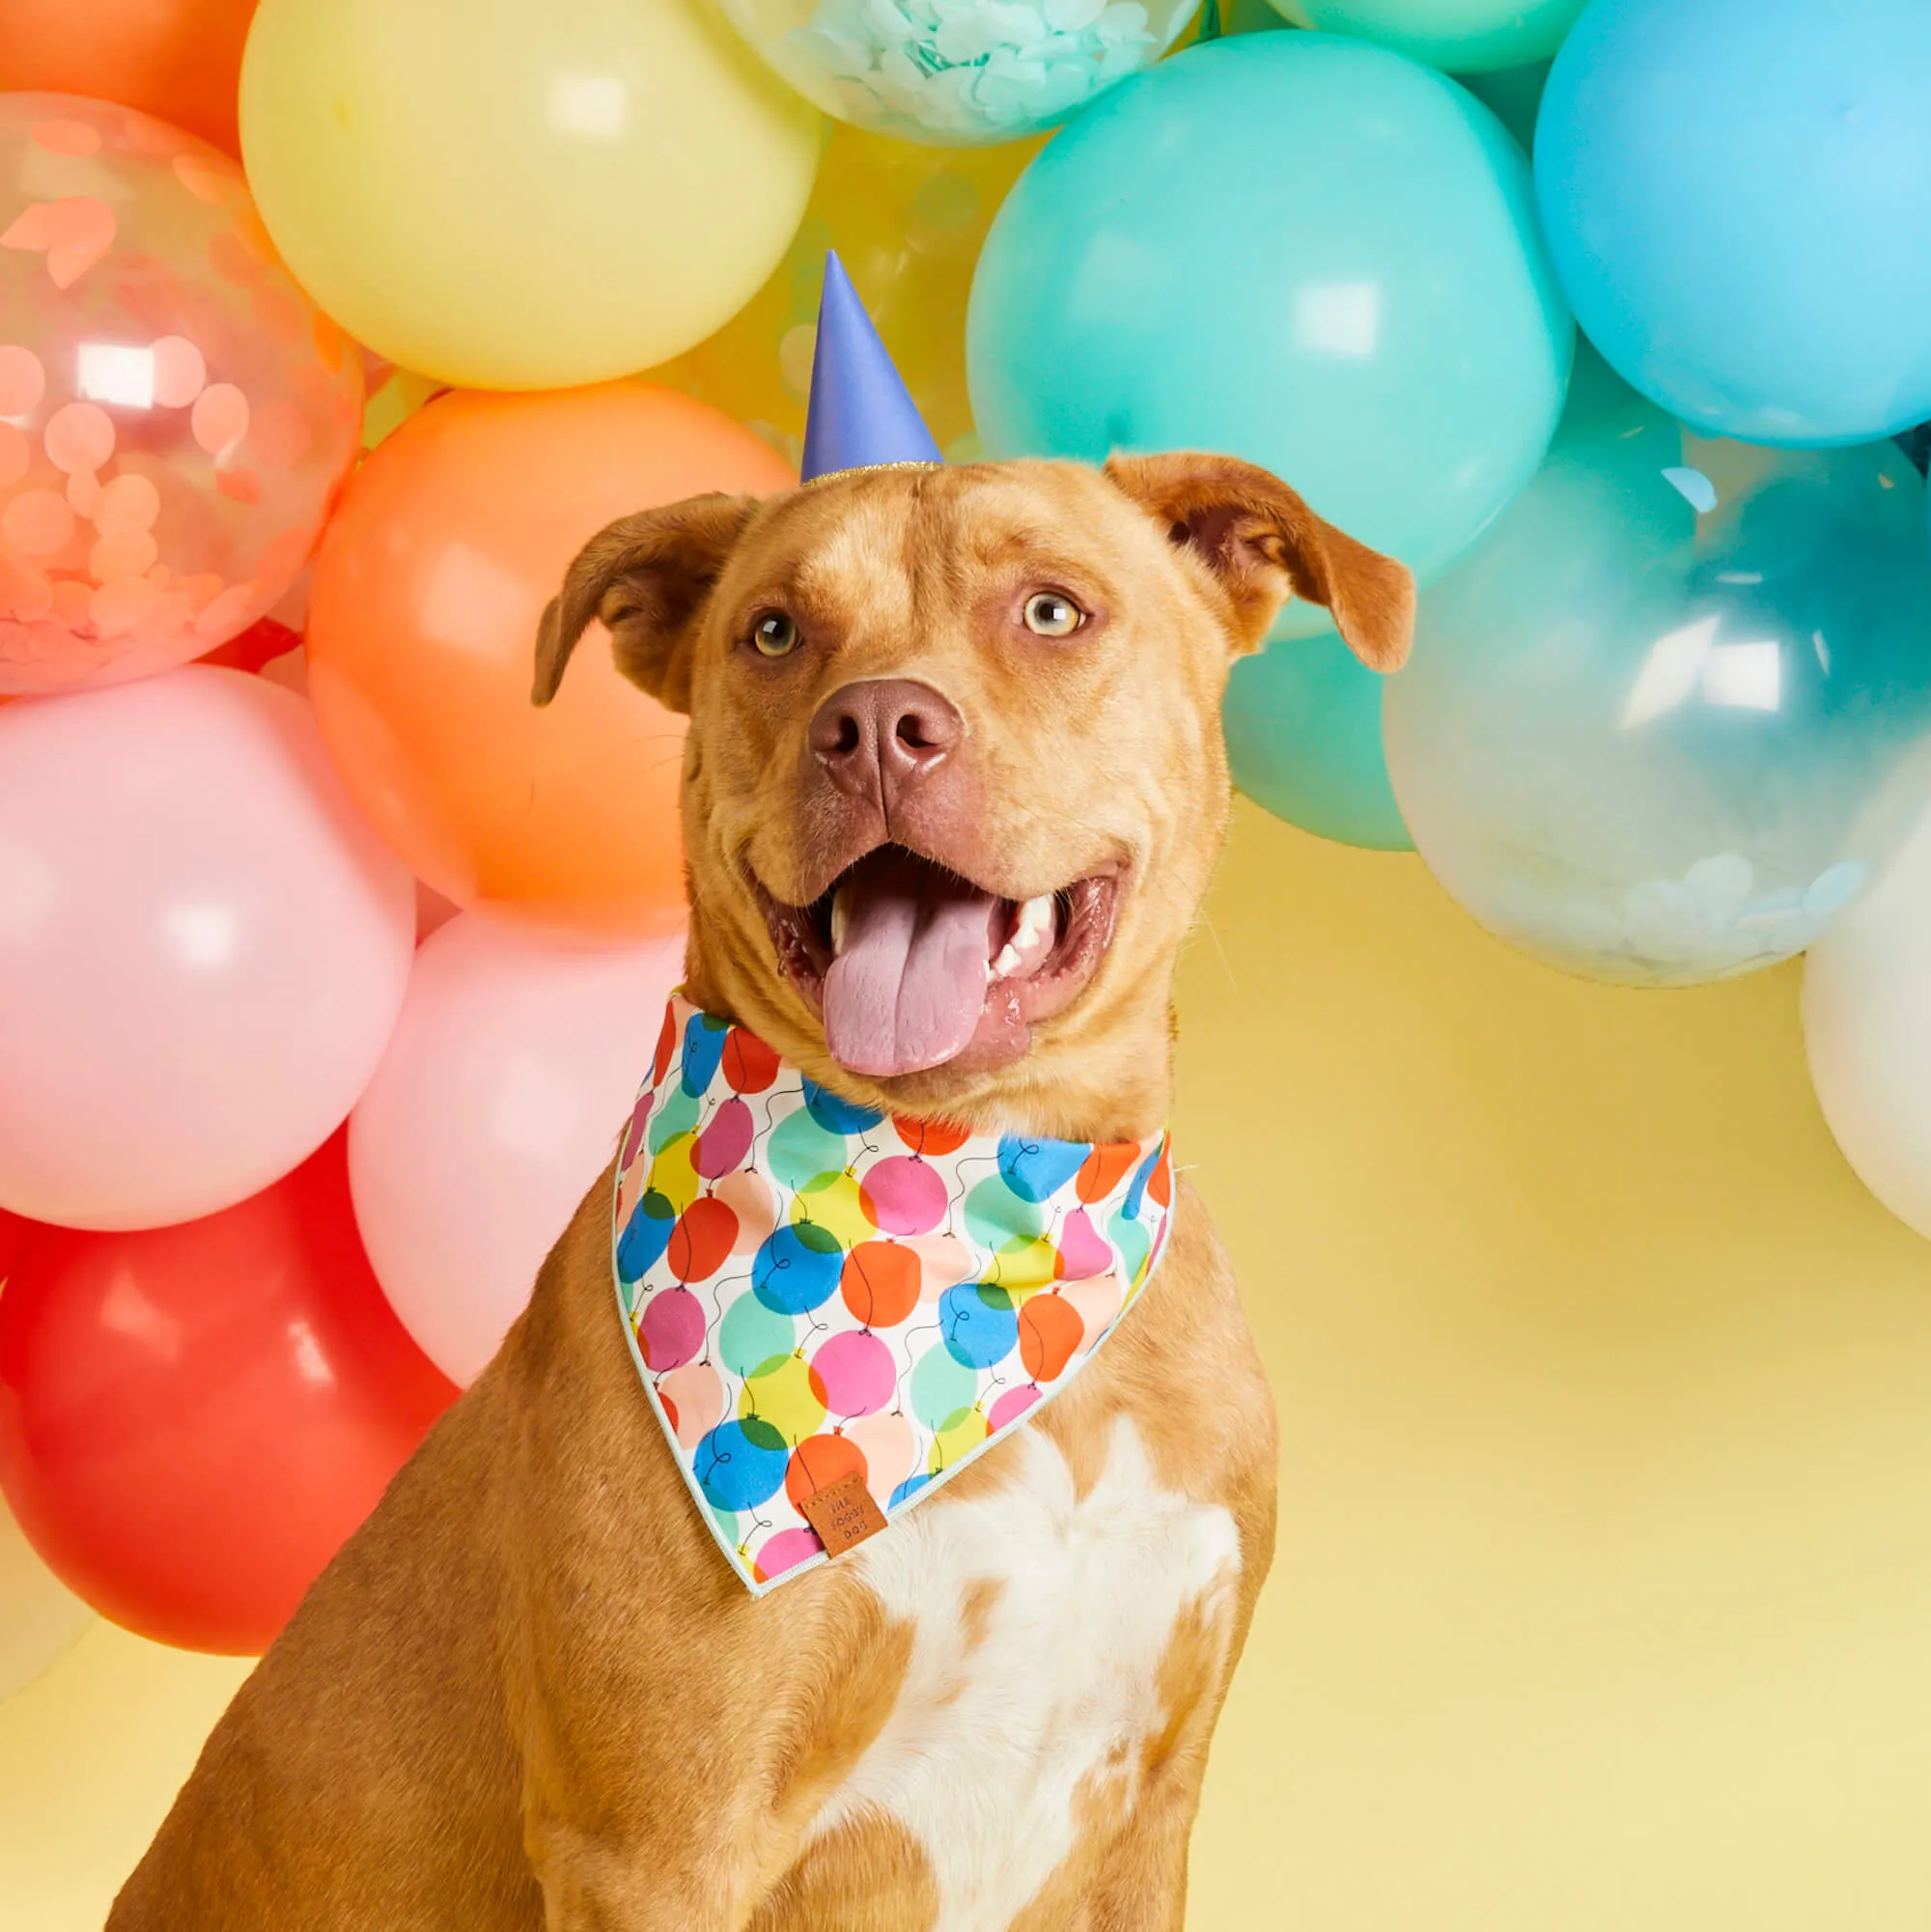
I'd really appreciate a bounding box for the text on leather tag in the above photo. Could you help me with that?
[798,1470,888,1558]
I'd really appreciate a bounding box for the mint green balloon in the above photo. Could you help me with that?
[1225,631,1413,850]
[1270,1,1587,72]
[1384,349,1931,986]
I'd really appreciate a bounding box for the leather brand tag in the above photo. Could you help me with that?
[797,1470,888,1559]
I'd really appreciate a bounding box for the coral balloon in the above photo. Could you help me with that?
[307,385,793,935]
[239,0,820,389]
[0,1134,455,1654]
[349,915,684,1387]
[0,95,361,696]
[651,123,1038,462]
[0,1,258,155]
[0,669,416,1230]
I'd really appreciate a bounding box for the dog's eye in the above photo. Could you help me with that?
[750,611,799,658]
[1022,591,1084,638]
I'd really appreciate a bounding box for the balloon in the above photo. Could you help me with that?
[238,0,821,389]
[0,0,258,155]
[649,122,1040,462]
[1268,1,1584,71]
[1383,350,1931,988]
[0,95,361,696]
[1225,629,1412,850]
[1804,806,1931,1242]
[0,1134,456,1654]
[714,0,1193,145]
[1457,58,1549,153]
[0,670,416,1229]
[349,915,684,1388]
[968,34,1572,620]
[306,385,792,936]
[1535,0,1931,448]
[0,1484,92,1701]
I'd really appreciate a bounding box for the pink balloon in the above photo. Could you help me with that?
[812,1329,896,1418]
[862,1155,948,1236]
[692,1096,754,1180]
[349,915,683,1386]
[1056,1207,1112,1282]
[0,669,414,1229]
[756,1526,823,1582]
[640,1285,705,1372]
[989,1383,1041,1432]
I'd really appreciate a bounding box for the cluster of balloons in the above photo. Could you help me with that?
[8,0,1931,1677]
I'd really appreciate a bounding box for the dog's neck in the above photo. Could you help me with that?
[680,918,1176,1145]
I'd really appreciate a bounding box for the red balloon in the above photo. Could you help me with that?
[0,1132,455,1653]
[667,1195,740,1284]
[0,1205,26,1279]
[785,1430,868,1510]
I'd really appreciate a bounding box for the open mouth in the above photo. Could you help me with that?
[759,845,1122,1078]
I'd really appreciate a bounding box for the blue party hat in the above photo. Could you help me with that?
[800,251,943,483]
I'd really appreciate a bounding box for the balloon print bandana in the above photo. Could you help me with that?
[611,998,1176,1595]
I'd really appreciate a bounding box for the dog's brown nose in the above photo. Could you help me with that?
[809,679,962,805]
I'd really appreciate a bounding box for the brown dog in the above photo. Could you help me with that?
[108,452,1410,1930]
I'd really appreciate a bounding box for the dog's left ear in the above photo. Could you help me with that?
[1105,452,1413,671]
[532,492,761,713]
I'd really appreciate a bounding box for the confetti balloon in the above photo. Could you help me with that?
[648,122,1040,462]
[239,0,821,390]
[0,95,361,696]
[715,0,1193,145]
[1383,350,1931,987]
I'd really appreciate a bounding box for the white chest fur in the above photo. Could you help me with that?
[805,1414,1242,1932]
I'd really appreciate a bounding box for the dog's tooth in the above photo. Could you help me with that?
[830,886,851,956]
[1016,895,1054,949]
[992,941,1021,977]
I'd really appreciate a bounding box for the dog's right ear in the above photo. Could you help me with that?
[532,493,761,714]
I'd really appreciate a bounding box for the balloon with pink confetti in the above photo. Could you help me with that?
[0,95,361,696]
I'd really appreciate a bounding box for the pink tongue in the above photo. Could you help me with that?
[823,855,998,1077]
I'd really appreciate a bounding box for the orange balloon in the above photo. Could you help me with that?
[306,385,794,937]
[0,0,258,155]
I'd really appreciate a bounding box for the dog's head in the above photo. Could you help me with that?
[534,455,1411,1134]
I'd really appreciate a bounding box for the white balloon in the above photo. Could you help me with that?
[1803,802,1931,1238]
[0,1489,91,1703]
[349,915,684,1386]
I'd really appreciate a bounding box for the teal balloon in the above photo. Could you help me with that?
[1383,349,1931,987]
[1268,2,1585,72]
[1457,60,1549,153]
[1225,630,1413,850]
[967,32,1573,641]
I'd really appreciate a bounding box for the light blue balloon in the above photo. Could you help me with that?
[1535,0,1931,448]
[1382,349,1931,987]
[967,32,1574,638]
[1224,631,1413,850]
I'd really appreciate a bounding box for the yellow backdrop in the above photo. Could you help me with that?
[7,798,1931,1928]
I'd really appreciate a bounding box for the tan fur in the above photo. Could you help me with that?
[110,455,1409,1930]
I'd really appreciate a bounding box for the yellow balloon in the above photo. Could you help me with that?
[648,122,1042,460]
[240,0,822,390]
[740,1352,828,1447]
